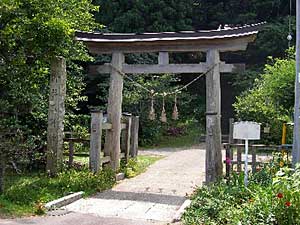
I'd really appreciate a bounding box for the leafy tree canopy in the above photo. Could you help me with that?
[0,0,99,160]
[94,0,194,33]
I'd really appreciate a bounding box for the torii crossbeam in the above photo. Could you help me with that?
[75,22,264,183]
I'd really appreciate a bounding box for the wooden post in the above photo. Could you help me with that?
[46,57,67,176]
[205,49,222,183]
[225,145,231,178]
[121,114,132,162]
[237,146,242,173]
[106,52,124,170]
[130,116,139,157]
[225,120,234,177]
[251,145,257,173]
[68,132,74,168]
[90,111,103,173]
[229,118,234,144]
[229,118,234,172]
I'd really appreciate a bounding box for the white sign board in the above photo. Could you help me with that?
[233,121,261,140]
[232,121,261,187]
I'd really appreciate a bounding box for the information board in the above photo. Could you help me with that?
[233,121,261,140]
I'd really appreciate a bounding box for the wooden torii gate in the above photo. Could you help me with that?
[73,23,264,183]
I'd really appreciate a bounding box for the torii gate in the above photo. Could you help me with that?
[74,23,264,183]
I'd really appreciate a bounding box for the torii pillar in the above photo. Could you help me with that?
[205,50,246,183]
[106,52,124,171]
[205,49,222,183]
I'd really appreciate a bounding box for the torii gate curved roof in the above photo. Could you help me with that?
[75,22,265,54]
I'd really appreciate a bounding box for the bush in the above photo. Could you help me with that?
[272,166,300,225]
[183,158,300,225]
[233,50,295,144]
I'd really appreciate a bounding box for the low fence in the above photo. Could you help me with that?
[223,143,291,177]
[64,111,139,172]
[223,118,292,177]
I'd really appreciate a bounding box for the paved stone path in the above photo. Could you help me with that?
[65,145,205,223]
[1,145,205,225]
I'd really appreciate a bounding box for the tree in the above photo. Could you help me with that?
[94,0,194,33]
[0,0,99,192]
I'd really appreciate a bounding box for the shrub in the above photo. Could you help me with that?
[183,159,300,225]
[272,166,300,224]
[233,51,295,144]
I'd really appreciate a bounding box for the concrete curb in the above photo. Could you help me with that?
[172,199,192,223]
[45,191,84,210]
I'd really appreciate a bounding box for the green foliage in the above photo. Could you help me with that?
[192,0,290,28]
[0,168,115,217]
[0,0,104,195]
[234,52,295,144]
[183,172,272,225]
[0,0,99,168]
[94,0,193,33]
[183,150,300,225]
[1,0,98,60]
[142,121,202,149]
[273,166,300,224]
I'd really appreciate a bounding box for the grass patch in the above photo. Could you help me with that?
[0,168,115,218]
[122,155,163,178]
[0,155,162,218]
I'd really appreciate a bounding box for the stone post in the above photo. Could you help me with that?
[46,57,66,176]
[130,116,139,157]
[90,111,103,173]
